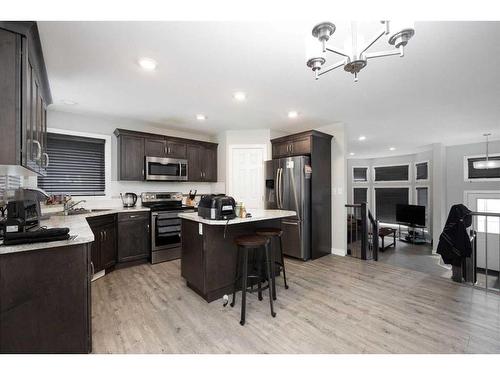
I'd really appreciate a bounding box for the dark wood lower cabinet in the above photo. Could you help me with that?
[87,214,117,273]
[0,244,91,353]
[117,212,150,263]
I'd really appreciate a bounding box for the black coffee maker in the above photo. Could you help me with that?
[5,200,40,233]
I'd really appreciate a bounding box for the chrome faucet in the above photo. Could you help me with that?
[63,198,86,215]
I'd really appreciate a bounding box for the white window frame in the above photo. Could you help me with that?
[464,153,500,182]
[352,165,370,184]
[414,185,431,227]
[372,185,412,223]
[415,160,430,182]
[372,163,411,183]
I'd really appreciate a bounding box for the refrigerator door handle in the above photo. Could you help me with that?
[275,167,281,209]
[289,167,301,221]
[279,168,284,209]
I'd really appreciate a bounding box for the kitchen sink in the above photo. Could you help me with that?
[53,208,113,216]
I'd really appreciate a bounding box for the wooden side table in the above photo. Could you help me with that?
[378,227,397,251]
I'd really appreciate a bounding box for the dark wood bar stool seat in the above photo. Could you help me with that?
[231,234,276,326]
[255,227,289,299]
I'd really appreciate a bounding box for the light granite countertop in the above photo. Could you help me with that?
[0,206,150,255]
[178,209,296,225]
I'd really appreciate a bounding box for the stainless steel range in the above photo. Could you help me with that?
[140,192,195,264]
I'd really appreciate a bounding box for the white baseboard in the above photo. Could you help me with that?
[331,248,346,256]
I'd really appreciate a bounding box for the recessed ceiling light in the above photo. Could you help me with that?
[389,147,396,151]
[349,152,355,156]
[233,91,246,101]
[138,57,157,71]
[288,111,299,119]
[358,136,366,141]
[61,100,77,105]
[196,114,207,121]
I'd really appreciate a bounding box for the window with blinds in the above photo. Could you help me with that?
[374,165,409,182]
[415,162,428,180]
[38,133,105,196]
[353,187,368,205]
[466,155,500,180]
[374,187,409,223]
[353,167,368,182]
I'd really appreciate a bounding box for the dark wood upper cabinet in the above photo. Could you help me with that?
[187,144,202,181]
[117,212,150,263]
[166,140,187,159]
[271,132,314,159]
[0,22,51,176]
[117,134,145,181]
[145,138,167,158]
[202,145,218,182]
[115,128,217,182]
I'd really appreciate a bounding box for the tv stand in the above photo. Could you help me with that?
[398,224,427,244]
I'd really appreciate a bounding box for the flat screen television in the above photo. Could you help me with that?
[396,204,426,227]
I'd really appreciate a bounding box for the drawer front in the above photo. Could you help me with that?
[86,213,116,227]
[117,211,149,222]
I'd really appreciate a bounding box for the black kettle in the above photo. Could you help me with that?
[120,192,138,208]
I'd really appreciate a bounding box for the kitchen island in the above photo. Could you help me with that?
[178,209,295,302]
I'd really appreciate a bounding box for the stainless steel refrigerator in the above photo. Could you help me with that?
[265,156,311,260]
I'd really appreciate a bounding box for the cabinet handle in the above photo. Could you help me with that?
[32,140,42,160]
[42,152,50,168]
[90,261,95,279]
[100,231,103,242]
[104,231,107,241]
[129,215,139,218]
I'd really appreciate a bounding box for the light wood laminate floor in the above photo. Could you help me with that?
[91,255,500,354]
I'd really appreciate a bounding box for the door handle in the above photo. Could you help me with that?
[42,152,49,168]
[32,140,42,160]
[275,168,280,209]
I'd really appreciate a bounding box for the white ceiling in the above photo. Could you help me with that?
[38,21,500,158]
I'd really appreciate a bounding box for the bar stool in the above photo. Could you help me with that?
[230,234,276,326]
[255,228,289,300]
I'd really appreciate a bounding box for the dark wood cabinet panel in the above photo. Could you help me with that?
[117,212,150,263]
[289,136,311,156]
[0,23,51,175]
[187,144,202,181]
[118,135,144,181]
[166,140,187,158]
[272,141,290,159]
[0,244,91,353]
[100,223,117,269]
[87,215,117,273]
[145,138,167,158]
[202,146,218,182]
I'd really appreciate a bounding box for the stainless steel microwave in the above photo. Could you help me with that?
[145,157,188,181]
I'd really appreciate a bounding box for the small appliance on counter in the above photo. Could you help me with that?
[198,194,236,220]
[185,190,197,207]
[120,192,138,208]
[5,200,40,233]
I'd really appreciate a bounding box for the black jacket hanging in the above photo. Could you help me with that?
[437,204,473,266]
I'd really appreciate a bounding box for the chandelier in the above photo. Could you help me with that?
[306,21,415,82]
[473,133,500,169]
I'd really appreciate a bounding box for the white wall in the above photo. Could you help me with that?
[41,110,219,199]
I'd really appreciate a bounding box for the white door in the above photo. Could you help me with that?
[228,145,266,209]
[465,191,500,272]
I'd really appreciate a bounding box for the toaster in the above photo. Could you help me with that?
[198,194,236,220]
